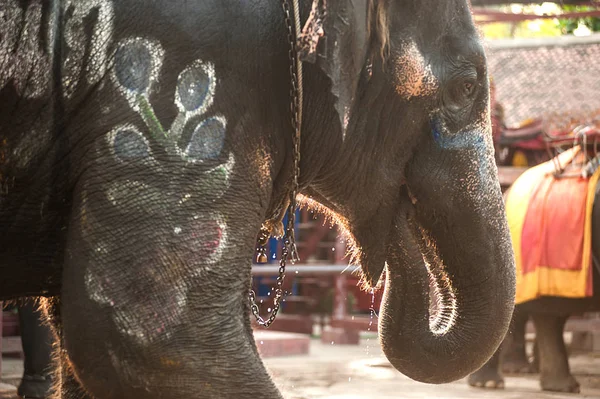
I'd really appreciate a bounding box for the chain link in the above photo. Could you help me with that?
[249,0,303,328]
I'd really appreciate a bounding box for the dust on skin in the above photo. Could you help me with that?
[394,40,438,100]
[250,141,274,191]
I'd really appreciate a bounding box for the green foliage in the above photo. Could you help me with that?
[558,5,600,34]
[480,3,600,39]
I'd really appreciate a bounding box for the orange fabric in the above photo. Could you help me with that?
[505,147,598,304]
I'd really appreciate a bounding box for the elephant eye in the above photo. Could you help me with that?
[463,81,475,97]
[110,126,151,161]
[185,117,226,161]
[446,74,478,107]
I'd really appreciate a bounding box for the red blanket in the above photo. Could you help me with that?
[521,174,589,273]
[505,147,598,304]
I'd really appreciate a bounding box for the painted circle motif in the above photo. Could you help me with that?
[112,128,150,160]
[177,64,212,112]
[114,41,154,93]
[186,117,226,160]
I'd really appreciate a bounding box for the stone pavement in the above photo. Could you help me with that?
[1,337,598,398]
[264,337,600,399]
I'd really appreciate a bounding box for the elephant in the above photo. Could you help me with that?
[15,301,55,399]
[468,177,600,393]
[1,0,516,398]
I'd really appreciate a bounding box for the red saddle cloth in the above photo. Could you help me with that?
[521,174,589,274]
[505,148,598,304]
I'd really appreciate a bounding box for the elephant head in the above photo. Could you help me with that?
[50,0,514,396]
[300,0,516,384]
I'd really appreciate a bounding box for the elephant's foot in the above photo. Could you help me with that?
[17,374,53,399]
[540,374,580,393]
[467,368,505,389]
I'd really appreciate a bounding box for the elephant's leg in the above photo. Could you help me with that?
[532,314,580,393]
[531,338,540,373]
[467,346,504,389]
[17,300,54,398]
[501,307,534,374]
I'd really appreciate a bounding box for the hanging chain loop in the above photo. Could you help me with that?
[249,0,303,328]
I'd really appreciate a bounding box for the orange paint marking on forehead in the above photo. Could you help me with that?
[394,41,438,100]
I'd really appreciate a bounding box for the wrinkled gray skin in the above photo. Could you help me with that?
[1,0,515,398]
[469,182,600,393]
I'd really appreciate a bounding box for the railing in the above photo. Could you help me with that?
[251,263,377,330]
[251,264,359,275]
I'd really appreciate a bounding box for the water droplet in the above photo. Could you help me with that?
[331,341,334,345]
[174,227,182,234]
[348,377,352,382]
[331,247,335,252]
[260,341,264,345]
[295,270,299,274]
[267,308,272,312]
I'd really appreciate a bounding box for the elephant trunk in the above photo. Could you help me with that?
[379,193,515,384]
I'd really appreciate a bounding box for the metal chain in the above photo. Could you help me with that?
[249,0,303,328]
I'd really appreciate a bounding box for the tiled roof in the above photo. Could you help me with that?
[485,34,600,132]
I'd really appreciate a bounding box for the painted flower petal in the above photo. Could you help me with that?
[176,63,213,112]
[114,41,153,93]
[112,127,150,160]
[185,117,226,161]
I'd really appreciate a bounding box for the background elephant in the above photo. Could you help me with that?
[469,178,600,393]
[1,1,515,398]
[2,301,55,399]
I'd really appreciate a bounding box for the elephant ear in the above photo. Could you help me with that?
[316,0,369,133]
